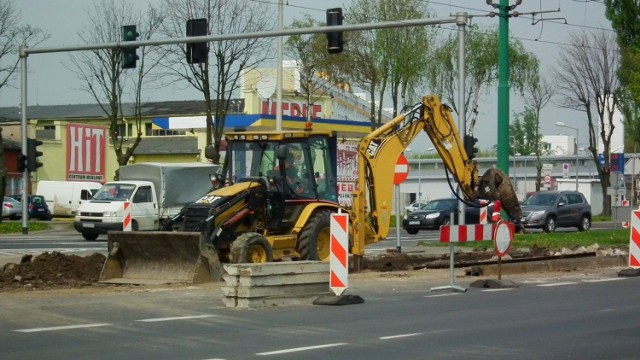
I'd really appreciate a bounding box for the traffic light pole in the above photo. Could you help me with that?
[18,13,471,234]
[20,54,28,234]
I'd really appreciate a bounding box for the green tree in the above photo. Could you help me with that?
[510,108,542,157]
[425,25,539,134]
[605,0,640,205]
[343,0,433,129]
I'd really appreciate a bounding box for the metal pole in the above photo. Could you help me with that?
[497,0,510,175]
[275,0,283,131]
[19,48,28,234]
[395,185,401,253]
[575,127,579,191]
[456,12,467,225]
[418,158,421,202]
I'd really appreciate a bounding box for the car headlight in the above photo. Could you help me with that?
[425,212,440,219]
[529,210,546,219]
[103,211,120,217]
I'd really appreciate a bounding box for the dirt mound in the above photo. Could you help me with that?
[0,252,106,291]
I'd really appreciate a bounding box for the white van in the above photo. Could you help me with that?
[36,181,102,217]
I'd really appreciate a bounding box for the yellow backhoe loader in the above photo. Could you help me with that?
[99,94,521,284]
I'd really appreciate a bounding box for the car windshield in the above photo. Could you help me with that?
[422,199,454,211]
[523,193,558,206]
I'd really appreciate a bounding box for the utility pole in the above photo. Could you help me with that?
[487,0,522,174]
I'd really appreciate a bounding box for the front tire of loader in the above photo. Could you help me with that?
[298,210,332,261]
[230,232,273,264]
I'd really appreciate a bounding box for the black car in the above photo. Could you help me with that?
[9,194,52,220]
[402,198,493,234]
[520,190,591,232]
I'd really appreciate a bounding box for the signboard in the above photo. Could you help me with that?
[394,154,409,185]
[599,153,625,173]
[337,142,358,207]
[542,163,553,176]
[66,124,106,182]
[493,220,513,257]
[330,213,349,296]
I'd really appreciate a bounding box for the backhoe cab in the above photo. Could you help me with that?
[173,130,342,264]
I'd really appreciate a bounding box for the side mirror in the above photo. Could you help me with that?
[276,145,289,160]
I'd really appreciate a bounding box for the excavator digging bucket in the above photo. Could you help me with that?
[477,168,523,222]
[99,231,224,285]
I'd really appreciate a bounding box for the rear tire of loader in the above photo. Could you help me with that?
[230,232,273,264]
[298,210,332,261]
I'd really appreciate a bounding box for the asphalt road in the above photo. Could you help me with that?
[1,267,637,360]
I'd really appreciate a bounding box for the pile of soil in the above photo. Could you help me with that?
[0,252,106,291]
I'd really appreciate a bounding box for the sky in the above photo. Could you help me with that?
[4,0,613,151]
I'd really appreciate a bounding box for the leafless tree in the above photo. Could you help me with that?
[68,0,164,178]
[159,0,273,164]
[555,30,621,216]
[0,0,48,215]
[523,75,555,191]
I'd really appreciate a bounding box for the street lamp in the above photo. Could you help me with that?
[555,121,579,191]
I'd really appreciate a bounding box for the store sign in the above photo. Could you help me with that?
[261,101,322,119]
[66,124,106,182]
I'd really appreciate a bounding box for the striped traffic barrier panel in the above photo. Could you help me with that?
[479,200,488,224]
[629,211,640,268]
[622,200,630,228]
[330,212,349,296]
[491,200,502,222]
[123,202,132,231]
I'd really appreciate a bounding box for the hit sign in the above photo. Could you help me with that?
[66,124,107,182]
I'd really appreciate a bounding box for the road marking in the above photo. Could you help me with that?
[256,343,348,356]
[537,282,579,287]
[15,323,110,333]
[582,278,626,283]
[136,315,215,322]
[379,333,422,340]
[425,293,462,298]
[482,288,515,292]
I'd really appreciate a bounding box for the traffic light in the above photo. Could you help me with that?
[27,138,43,172]
[186,18,208,64]
[326,8,343,54]
[121,25,139,69]
[464,134,478,160]
[17,154,27,173]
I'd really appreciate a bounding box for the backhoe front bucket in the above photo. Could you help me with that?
[477,168,523,222]
[100,231,223,285]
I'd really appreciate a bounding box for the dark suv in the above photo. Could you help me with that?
[9,194,52,220]
[520,190,591,232]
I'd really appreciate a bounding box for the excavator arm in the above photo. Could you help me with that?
[350,94,521,256]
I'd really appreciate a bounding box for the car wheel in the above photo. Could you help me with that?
[82,233,99,241]
[543,216,556,233]
[578,215,591,231]
[406,229,419,235]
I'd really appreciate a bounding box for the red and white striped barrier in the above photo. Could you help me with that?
[479,200,488,224]
[629,211,640,268]
[123,202,132,231]
[439,223,515,243]
[330,213,349,296]
[491,200,502,222]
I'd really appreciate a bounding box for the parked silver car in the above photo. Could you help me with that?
[2,196,23,219]
[520,191,591,232]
